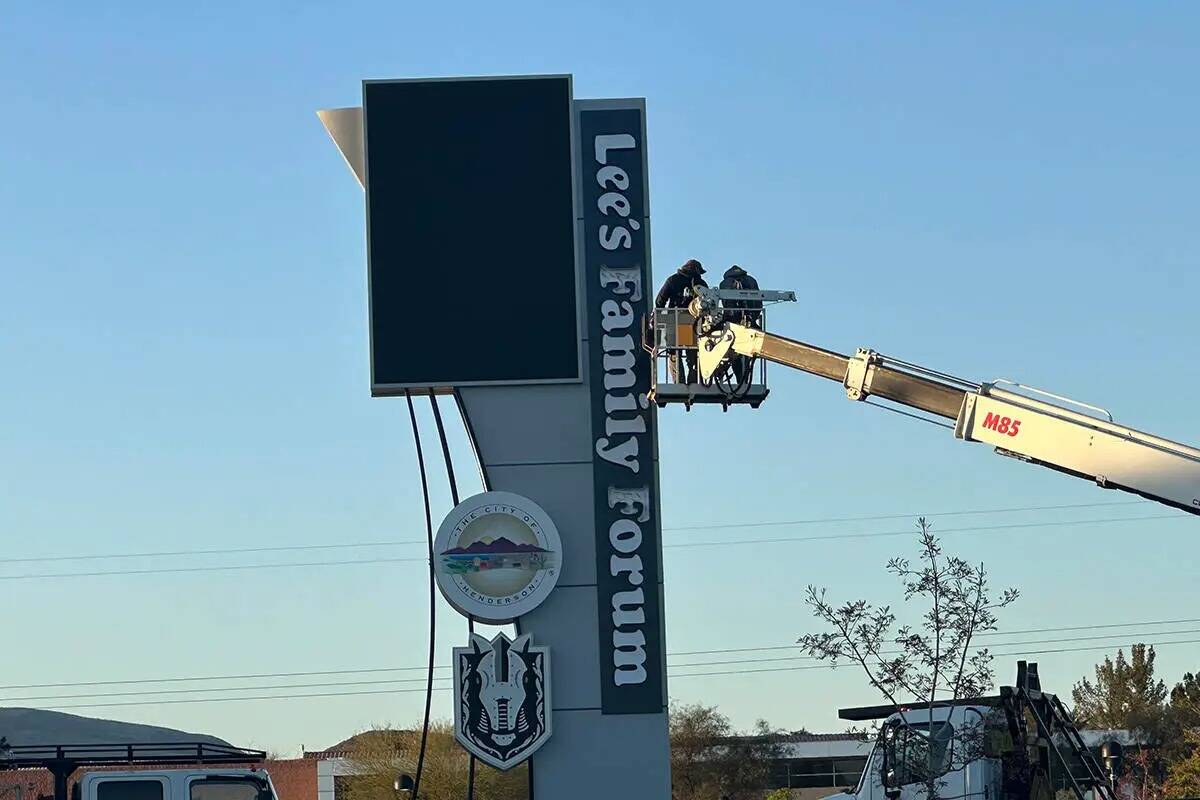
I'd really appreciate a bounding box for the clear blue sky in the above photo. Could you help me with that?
[2,3,1198,754]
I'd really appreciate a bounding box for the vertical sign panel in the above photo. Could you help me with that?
[362,76,580,393]
[580,103,666,715]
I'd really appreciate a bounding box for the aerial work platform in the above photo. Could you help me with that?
[647,289,795,410]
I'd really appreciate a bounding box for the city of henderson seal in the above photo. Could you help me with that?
[433,491,562,623]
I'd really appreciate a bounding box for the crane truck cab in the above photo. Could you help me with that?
[835,704,1004,800]
[831,663,1122,800]
[77,770,276,800]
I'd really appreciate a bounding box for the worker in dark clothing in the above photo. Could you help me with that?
[719,264,761,325]
[655,259,708,384]
[718,265,762,385]
[655,258,708,309]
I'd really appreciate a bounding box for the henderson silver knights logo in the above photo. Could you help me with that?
[453,631,552,770]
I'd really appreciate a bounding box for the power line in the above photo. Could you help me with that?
[5,676,453,703]
[668,637,1200,679]
[666,628,1200,669]
[0,556,427,581]
[0,512,1184,582]
[41,686,456,710]
[9,626,1200,704]
[662,513,1184,550]
[0,501,1155,568]
[0,665,452,692]
[662,501,1143,532]
[0,540,425,565]
[31,637,1200,711]
[6,617,1199,693]
[11,628,1197,703]
[978,618,1200,638]
[668,617,1200,657]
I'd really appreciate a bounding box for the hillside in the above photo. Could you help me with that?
[0,708,229,746]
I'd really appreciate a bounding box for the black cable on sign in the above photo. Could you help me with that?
[405,391,436,800]
[452,389,492,492]
[429,393,478,800]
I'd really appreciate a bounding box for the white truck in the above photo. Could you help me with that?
[829,662,1122,800]
[76,768,276,800]
[0,743,277,800]
[840,702,1002,800]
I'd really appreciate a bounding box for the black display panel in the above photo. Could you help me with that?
[363,76,580,392]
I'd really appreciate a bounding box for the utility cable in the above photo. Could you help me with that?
[662,500,1143,532]
[30,637,1200,710]
[38,686,455,709]
[406,391,436,800]
[0,511,1182,582]
[667,616,1200,657]
[668,637,1200,679]
[0,540,425,565]
[666,628,1200,669]
[0,556,429,581]
[662,513,1183,549]
[10,625,1200,704]
[5,617,1200,693]
[429,393,475,800]
[0,501,1155,567]
[0,665,453,691]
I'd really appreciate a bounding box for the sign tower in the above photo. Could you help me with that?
[320,75,670,798]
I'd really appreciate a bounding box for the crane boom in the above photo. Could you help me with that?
[711,325,967,418]
[693,308,1200,516]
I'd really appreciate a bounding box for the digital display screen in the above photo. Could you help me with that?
[363,76,580,392]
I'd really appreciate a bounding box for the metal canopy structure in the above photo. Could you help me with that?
[0,742,267,800]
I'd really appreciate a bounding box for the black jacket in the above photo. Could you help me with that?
[720,266,758,307]
[719,266,761,315]
[655,269,708,308]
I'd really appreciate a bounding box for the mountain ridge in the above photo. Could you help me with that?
[0,707,230,746]
[441,536,549,556]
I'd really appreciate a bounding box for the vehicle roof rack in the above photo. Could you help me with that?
[0,741,266,768]
[0,741,267,800]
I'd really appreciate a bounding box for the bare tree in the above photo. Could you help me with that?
[799,518,1018,800]
[1119,746,1165,800]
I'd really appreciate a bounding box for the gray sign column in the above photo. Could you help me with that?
[458,97,669,800]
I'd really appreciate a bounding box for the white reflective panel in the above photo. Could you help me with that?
[316,107,364,187]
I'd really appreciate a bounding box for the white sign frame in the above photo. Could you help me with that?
[433,491,563,624]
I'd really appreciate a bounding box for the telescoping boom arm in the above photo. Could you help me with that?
[693,294,1200,515]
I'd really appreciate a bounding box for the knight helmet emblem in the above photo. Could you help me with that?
[453,631,552,770]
